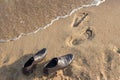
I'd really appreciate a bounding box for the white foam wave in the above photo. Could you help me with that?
[0,0,105,43]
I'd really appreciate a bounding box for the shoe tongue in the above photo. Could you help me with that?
[46,58,58,68]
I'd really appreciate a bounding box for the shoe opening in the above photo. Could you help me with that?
[24,57,34,67]
[46,58,58,68]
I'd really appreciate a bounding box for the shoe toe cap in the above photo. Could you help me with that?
[35,48,47,56]
[66,54,74,63]
[39,48,47,54]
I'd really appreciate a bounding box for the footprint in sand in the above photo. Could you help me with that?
[66,27,95,47]
[72,12,89,27]
[66,33,84,47]
[85,28,95,40]
[66,12,95,47]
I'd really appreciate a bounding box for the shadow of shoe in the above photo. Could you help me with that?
[0,54,47,80]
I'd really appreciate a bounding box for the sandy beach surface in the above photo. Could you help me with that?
[0,0,120,80]
[0,0,92,40]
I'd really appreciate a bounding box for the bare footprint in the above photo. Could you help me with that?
[66,32,85,47]
[72,12,89,27]
[66,11,95,47]
[85,28,95,40]
[66,28,95,47]
[72,38,83,46]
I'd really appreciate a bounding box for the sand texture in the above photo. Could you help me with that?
[0,0,92,39]
[0,0,120,80]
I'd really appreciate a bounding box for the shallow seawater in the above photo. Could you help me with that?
[0,0,105,42]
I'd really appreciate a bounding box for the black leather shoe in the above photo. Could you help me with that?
[43,54,74,75]
[22,48,47,75]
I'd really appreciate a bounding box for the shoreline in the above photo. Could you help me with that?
[0,0,105,43]
[0,0,120,80]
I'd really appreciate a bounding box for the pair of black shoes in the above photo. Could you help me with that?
[22,48,74,76]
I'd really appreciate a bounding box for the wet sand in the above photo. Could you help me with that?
[0,0,120,80]
[0,0,92,39]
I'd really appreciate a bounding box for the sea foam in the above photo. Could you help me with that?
[0,0,105,43]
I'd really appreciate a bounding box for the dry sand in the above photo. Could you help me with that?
[0,0,120,80]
